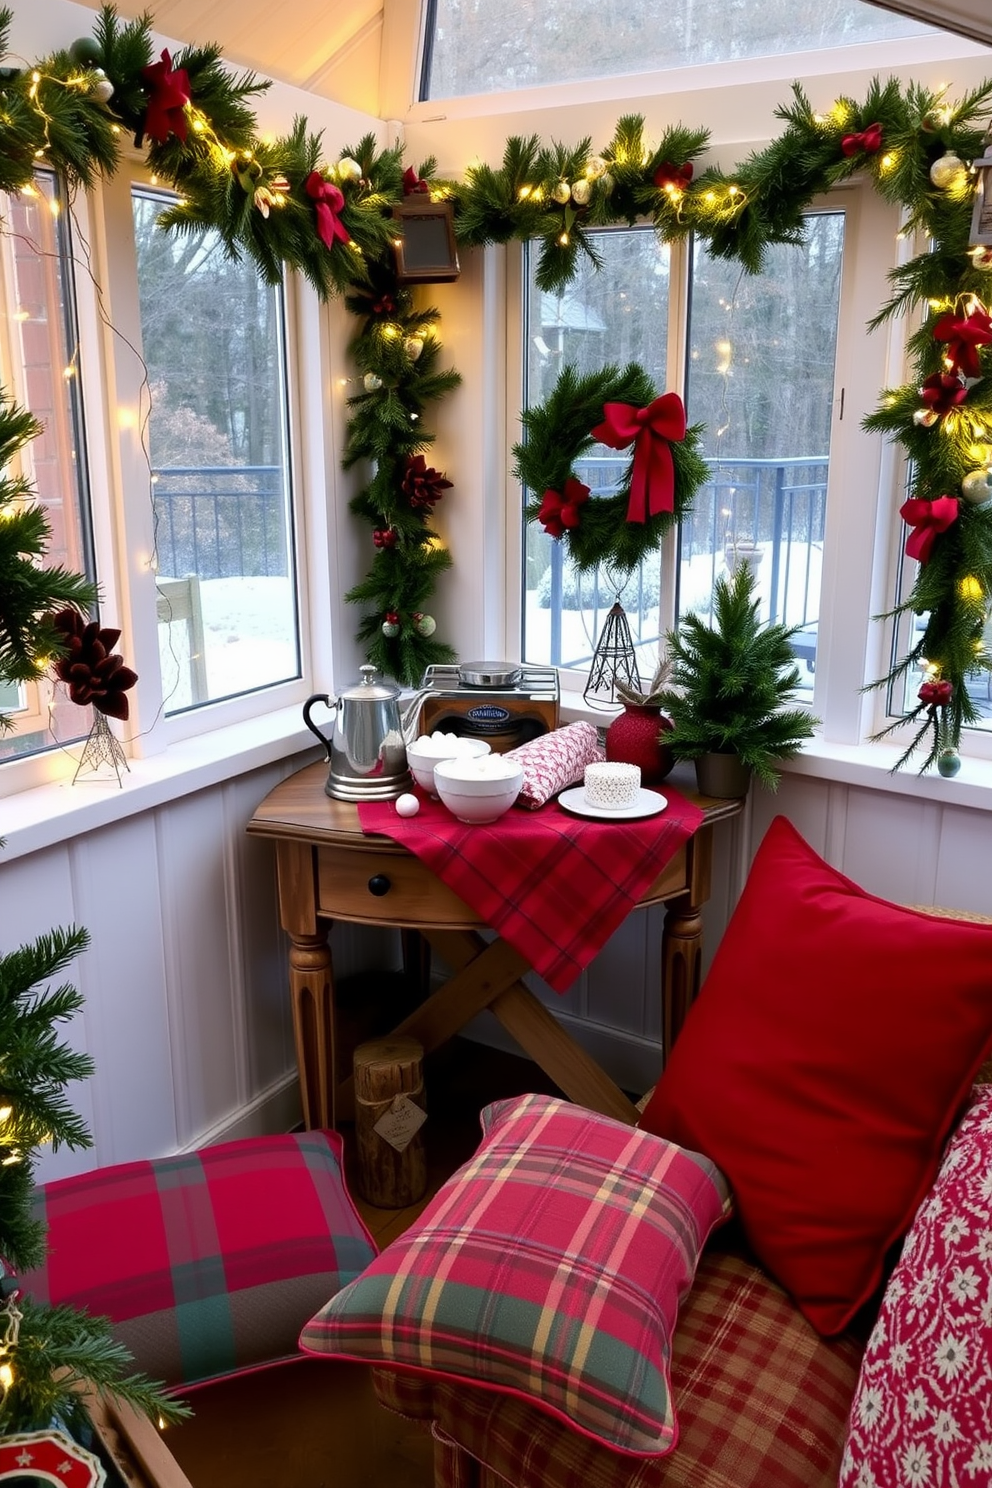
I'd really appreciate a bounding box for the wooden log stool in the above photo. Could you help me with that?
[353,1037,427,1208]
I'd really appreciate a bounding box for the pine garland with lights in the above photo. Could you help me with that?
[4,3,992,760]
[512,363,708,573]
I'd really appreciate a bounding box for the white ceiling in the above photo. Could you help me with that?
[70,0,991,115]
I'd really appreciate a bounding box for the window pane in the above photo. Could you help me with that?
[680,214,846,699]
[424,0,930,100]
[0,171,96,763]
[132,189,300,713]
[521,229,670,679]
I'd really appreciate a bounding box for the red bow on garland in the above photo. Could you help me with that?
[591,393,687,523]
[841,122,883,157]
[140,49,191,144]
[933,306,992,380]
[305,172,349,249]
[538,478,590,537]
[919,678,953,707]
[900,494,960,564]
[920,371,970,417]
[403,166,430,195]
[653,161,694,193]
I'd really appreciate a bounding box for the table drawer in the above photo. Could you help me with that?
[316,845,483,928]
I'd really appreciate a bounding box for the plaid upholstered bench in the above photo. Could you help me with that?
[299,819,992,1488]
[369,1245,863,1488]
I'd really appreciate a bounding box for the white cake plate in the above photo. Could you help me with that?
[557,787,668,821]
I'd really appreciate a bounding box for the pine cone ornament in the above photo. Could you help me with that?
[401,454,453,510]
[49,608,138,720]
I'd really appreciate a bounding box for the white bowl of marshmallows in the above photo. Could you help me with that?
[433,754,525,824]
[406,732,492,797]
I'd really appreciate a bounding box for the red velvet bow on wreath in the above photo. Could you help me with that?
[591,393,688,523]
[933,306,992,380]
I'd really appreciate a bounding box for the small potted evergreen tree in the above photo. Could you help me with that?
[656,562,819,796]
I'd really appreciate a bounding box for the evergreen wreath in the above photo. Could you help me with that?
[4,1,992,760]
[512,364,708,573]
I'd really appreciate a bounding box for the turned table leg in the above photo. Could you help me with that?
[662,894,704,1065]
[277,839,336,1130]
[288,931,336,1130]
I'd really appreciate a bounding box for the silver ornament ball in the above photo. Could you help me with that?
[552,180,571,204]
[363,372,383,393]
[570,179,591,206]
[381,619,400,638]
[404,336,424,361]
[961,468,992,505]
[93,72,114,103]
[929,152,965,189]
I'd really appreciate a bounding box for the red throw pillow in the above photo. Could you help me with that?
[639,815,992,1337]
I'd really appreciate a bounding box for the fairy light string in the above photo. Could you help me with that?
[1,6,992,759]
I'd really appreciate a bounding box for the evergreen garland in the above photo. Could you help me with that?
[3,4,992,761]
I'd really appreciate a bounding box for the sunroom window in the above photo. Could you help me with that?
[520,214,847,702]
[0,171,97,764]
[422,0,932,101]
[131,188,300,714]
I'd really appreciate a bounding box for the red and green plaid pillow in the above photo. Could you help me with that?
[300,1093,731,1457]
[21,1130,376,1389]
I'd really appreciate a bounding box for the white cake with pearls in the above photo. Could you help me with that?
[583,761,641,811]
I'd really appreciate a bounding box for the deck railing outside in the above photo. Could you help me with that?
[152,465,287,580]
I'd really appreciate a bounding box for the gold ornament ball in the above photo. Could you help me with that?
[363,372,383,392]
[961,468,992,506]
[570,179,591,206]
[929,152,965,189]
[586,156,608,180]
[970,245,992,270]
[404,336,424,361]
[913,408,938,427]
[337,156,363,182]
[552,180,571,204]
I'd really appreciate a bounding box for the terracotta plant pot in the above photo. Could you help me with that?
[694,750,752,799]
[605,704,675,785]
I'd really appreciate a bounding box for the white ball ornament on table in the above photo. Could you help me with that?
[395,793,421,818]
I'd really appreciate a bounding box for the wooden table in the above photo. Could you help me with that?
[248,761,742,1130]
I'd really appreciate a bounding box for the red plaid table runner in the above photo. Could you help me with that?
[357,789,705,993]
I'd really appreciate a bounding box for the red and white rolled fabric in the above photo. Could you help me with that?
[506,721,605,809]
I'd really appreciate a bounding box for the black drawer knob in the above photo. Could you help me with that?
[367,874,391,897]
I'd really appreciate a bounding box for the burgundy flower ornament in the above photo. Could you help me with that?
[49,608,138,721]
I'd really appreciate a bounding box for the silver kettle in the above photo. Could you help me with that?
[303,665,425,802]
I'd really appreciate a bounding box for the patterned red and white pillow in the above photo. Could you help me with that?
[839,1082,992,1487]
[506,721,604,808]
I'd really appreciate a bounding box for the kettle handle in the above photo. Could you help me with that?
[302,693,338,760]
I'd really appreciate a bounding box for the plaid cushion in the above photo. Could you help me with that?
[373,1250,864,1488]
[301,1093,731,1457]
[22,1131,376,1389]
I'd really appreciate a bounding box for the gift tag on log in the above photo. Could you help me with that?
[374,1093,428,1152]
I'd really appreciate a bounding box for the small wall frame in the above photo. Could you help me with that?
[391,198,461,284]
[970,152,992,247]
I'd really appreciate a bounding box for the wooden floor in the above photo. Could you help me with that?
[160,1038,565,1488]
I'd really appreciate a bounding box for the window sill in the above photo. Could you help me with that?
[1,707,318,863]
[559,698,992,812]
